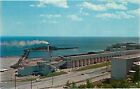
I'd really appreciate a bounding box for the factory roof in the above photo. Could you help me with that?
[64,50,140,59]
[22,58,45,66]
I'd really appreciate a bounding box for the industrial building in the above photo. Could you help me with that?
[60,50,140,69]
[18,60,56,76]
[111,53,140,79]
[106,43,140,51]
[17,49,140,76]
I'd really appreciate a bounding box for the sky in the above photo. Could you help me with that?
[1,0,140,37]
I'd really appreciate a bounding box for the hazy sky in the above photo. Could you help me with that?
[1,0,140,37]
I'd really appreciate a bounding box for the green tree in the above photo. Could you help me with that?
[71,82,77,88]
[78,84,86,88]
[101,84,113,88]
[111,80,130,88]
[137,81,140,88]
[86,79,94,88]
[133,66,140,82]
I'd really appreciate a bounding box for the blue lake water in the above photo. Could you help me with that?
[0,37,139,58]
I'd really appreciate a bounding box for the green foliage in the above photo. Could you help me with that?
[65,81,78,88]
[66,79,95,88]
[71,82,77,88]
[76,62,111,71]
[111,80,130,88]
[47,71,67,77]
[78,84,86,88]
[18,77,36,82]
[77,79,95,88]
[86,79,94,88]
[101,84,113,88]
[40,71,67,78]
[133,66,140,82]
[100,79,134,88]
[65,70,140,88]
[136,81,140,88]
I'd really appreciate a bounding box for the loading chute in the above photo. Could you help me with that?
[11,44,78,69]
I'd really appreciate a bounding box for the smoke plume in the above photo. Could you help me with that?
[0,40,49,47]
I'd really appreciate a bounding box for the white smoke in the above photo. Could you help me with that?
[0,40,49,47]
[40,41,49,45]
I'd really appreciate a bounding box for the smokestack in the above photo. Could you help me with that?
[47,44,50,52]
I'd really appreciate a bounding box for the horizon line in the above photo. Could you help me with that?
[1,36,140,38]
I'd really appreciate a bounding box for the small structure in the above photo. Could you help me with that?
[111,53,140,80]
[106,43,140,51]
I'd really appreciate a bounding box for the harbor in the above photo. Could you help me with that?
[1,0,140,88]
[8,42,139,76]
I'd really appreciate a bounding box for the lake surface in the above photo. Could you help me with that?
[0,37,139,58]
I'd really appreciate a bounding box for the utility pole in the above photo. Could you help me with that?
[15,74,16,89]
[48,44,52,62]
[52,76,54,87]
[48,44,54,87]
[31,79,32,89]
[71,58,73,71]
[71,57,74,71]
[31,74,34,89]
[106,59,108,72]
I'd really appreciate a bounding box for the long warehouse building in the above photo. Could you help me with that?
[59,50,140,68]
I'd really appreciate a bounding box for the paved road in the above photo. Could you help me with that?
[0,67,110,89]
